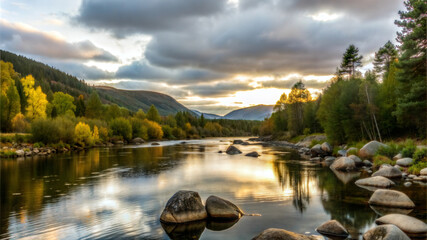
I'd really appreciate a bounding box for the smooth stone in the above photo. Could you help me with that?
[375,214,427,238]
[324,156,336,162]
[131,137,145,144]
[404,182,412,187]
[413,176,424,181]
[233,139,244,144]
[348,155,362,166]
[396,158,413,167]
[245,151,260,157]
[355,176,395,188]
[241,141,250,145]
[380,164,392,169]
[151,142,160,146]
[337,149,347,157]
[363,224,410,240]
[393,153,403,160]
[251,228,321,240]
[16,149,24,156]
[226,145,242,155]
[310,157,322,161]
[321,142,333,153]
[420,168,427,176]
[205,195,244,219]
[311,144,325,157]
[316,220,349,238]
[218,150,223,153]
[160,190,207,223]
[363,160,373,166]
[359,141,387,158]
[330,157,356,171]
[372,167,402,178]
[368,189,415,209]
[408,174,416,179]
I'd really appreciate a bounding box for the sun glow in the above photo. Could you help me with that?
[310,12,342,22]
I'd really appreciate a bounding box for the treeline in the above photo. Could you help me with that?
[1,61,260,146]
[260,0,426,144]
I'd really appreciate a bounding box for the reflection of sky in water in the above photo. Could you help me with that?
[1,138,426,240]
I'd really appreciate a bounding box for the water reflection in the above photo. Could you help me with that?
[1,139,426,240]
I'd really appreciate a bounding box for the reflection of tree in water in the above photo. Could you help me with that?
[316,167,377,238]
[272,159,314,213]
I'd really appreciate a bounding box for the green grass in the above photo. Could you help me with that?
[373,155,395,168]
[0,133,32,143]
[0,150,16,158]
[407,161,427,175]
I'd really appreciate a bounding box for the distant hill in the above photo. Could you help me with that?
[191,110,222,119]
[96,86,189,115]
[0,50,190,115]
[223,105,274,121]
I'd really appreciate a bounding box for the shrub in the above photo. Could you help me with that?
[373,155,395,168]
[172,127,186,139]
[55,117,75,144]
[109,117,132,141]
[92,126,100,143]
[413,148,427,162]
[98,126,109,142]
[12,113,30,133]
[33,142,45,148]
[401,140,416,158]
[31,118,60,143]
[407,160,427,175]
[303,128,311,135]
[74,122,93,146]
[0,150,16,157]
[130,118,148,140]
[143,119,163,140]
[377,143,400,159]
[162,125,174,139]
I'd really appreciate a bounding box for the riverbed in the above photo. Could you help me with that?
[1,138,426,239]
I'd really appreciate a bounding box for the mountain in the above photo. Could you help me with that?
[0,50,189,115]
[191,110,222,119]
[223,105,274,121]
[95,86,189,115]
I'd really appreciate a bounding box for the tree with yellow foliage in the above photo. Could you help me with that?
[1,61,21,131]
[286,81,312,135]
[21,75,48,120]
[74,122,93,146]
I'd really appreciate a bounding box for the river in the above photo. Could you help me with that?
[1,138,426,239]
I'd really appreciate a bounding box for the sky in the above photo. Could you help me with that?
[0,0,404,115]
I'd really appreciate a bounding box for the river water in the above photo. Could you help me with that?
[1,138,426,239]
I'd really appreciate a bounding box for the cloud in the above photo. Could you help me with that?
[0,20,118,62]
[261,79,331,89]
[52,62,115,80]
[115,60,171,80]
[74,0,229,37]
[184,81,255,97]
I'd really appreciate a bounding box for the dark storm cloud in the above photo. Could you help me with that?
[74,0,228,37]
[115,60,171,80]
[0,20,118,62]
[53,62,115,80]
[184,81,255,97]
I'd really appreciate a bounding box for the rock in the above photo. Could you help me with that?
[131,137,145,144]
[330,157,356,171]
[348,155,362,166]
[404,182,412,187]
[206,219,238,231]
[363,224,410,240]
[310,157,322,161]
[413,176,424,181]
[316,220,348,238]
[402,173,408,177]
[368,189,415,209]
[245,151,260,157]
[251,228,320,240]
[408,174,416,179]
[370,205,413,216]
[393,153,403,160]
[420,168,427,176]
[372,167,402,178]
[205,195,244,219]
[33,148,39,154]
[218,150,223,153]
[16,149,24,156]
[380,164,393,169]
[337,149,347,157]
[242,141,250,145]
[311,144,325,157]
[161,221,206,240]
[226,145,242,155]
[363,160,373,166]
[151,142,160,146]
[114,140,124,145]
[321,142,333,153]
[160,190,207,223]
[375,214,427,238]
[324,156,335,162]
[396,158,413,167]
[296,135,327,148]
[358,141,387,158]
[233,140,244,144]
[355,176,395,188]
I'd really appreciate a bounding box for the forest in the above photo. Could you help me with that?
[259,0,426,145]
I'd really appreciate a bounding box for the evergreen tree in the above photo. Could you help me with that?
[147,105,161,123]
[339,45,363,77]
[373,41,398,77]
[75,95,86,117]
[394,0,427,136]
[85,92,103,118]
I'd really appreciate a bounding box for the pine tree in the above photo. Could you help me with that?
[147,105,161,123]
[394,0,427,136]
[339,45,363,77]
[85,92,103,118]
[373,41,398,77]
[75,95,86,117]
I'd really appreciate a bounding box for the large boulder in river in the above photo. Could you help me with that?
[316,220,348,238]
[358,141,387,158]
[310,144,326,157]
[363,224,410,240]
[330,157,356,171]
[131,137,145,144]
[368,189,415,209]
[205,195,244,219]
[375,214,427,238]
[245,151,260,157]
[251,228,321,240]
[372,166,402,178]
[160,190,207,223]
[421,168,427,176]
[321,142,333,154]
[226,145,242,155]
[355,176,395,188]
[396,158,413,167]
